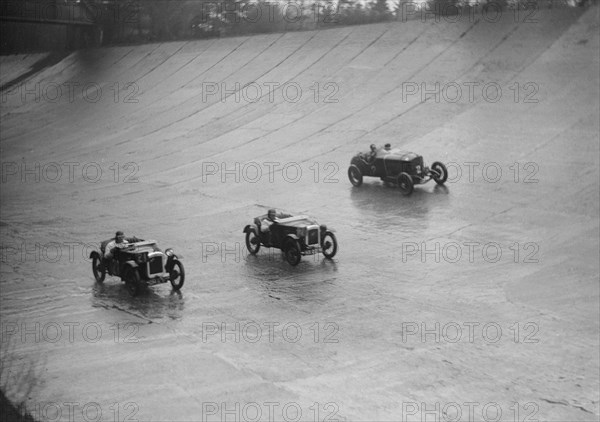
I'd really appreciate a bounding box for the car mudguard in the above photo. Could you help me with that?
[319,224,335,233]
[166,256,181,272]
[243,224,258,234]
[89,250,101,260]
[283,234,300,243]
[123,261,139,271]
[351,155,371,174]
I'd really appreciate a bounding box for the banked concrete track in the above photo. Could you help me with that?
[1,4,599,421]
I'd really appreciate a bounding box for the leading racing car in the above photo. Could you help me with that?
[347,144,448,195]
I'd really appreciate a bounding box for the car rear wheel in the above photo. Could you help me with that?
[170,260,185,290]
[348,165,363,187]
[124,268,141,296]
[245,229,261,254]
[398,172,414,195]
[321,231,338,259]
[431,161,448,185]
[92,254,106,283]
[284,240,301,266]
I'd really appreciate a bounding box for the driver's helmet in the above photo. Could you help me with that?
[267,209,277,221]
[115,231,125,243]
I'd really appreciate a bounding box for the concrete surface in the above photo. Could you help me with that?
[1,3,599,421]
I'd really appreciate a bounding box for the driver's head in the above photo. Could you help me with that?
[115,231,125,243]
[370,144,377,152]
[384,143,391,150]
[267,209,277,221]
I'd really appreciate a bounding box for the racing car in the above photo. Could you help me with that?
[243,210,338,266]
[348,144,448,195]
[90,238,184,296]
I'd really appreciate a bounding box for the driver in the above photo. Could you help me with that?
[366,144,377,163]
[261,209,279,245]
[104,231,130,260]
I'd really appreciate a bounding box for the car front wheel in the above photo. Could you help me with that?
[284,240,301,266]
[170,260,185,290]
[245,229,261,254]
[92,254,106,283]
[321,231,338,259]
[348,165,363,187]
[398,173,414,195]
[431,161,448,185]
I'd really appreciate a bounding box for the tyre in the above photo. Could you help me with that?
[245,229,261,255]
[169,260,185,290]
[321,231,338,259]
[398,172,414,195]
[92,254,106,283]
[431,161,448,185]
[284,240,301,266]
[348,164,363,187]
[124,268,141,296]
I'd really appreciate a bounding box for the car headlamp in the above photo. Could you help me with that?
[165,248,174,257]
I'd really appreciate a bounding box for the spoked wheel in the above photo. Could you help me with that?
[284,240,301,266]
[397,172,414,195]
[124,268,141,296]
[348,164,363,187]
[431,161,448,185]
[92,254,106,283]
[245,229,261,254]
[321,231,338,259]
[169,260,185,290]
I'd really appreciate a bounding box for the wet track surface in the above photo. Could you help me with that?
[1,4,599,421]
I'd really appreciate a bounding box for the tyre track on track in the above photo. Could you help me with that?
[92,32,311,148]
[144,19,483,184]
[137,28,356,159]
[160,26,393,152]
[121,24,423,180]
[2,38,214,146]
[0,44,163,139]
[128,32,300,140]
[242,10,577,172]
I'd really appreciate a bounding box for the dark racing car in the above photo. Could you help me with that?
[348,144,448,195]
[90,238,184,296]
[243,210,338,266]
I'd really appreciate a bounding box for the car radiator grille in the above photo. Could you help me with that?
[307,229,319,245]
[400,162,412,173]
[149,256,163,275]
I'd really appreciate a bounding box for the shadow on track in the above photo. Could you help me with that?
[91,279,185,321]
